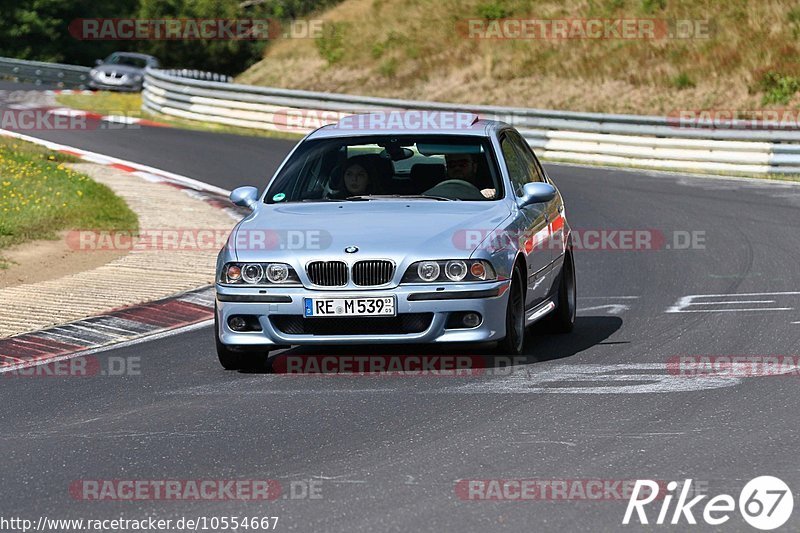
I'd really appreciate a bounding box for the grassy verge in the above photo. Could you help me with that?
[238,0,800,116]
[0,137,138,265]
[55,92,303,141]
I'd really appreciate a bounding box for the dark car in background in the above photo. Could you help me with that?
[88,52,159,92]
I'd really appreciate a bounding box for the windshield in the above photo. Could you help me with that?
[264,135,502,203]
[103,54,149,68]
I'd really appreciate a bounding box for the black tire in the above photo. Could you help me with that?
[216,330,245,370]
[547,250,576,333]
[496,266,527,356]
[214,308,270,370]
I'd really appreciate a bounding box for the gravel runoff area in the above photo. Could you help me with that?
[0,163,236,337]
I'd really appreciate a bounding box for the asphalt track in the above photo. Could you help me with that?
[1,97,800,531]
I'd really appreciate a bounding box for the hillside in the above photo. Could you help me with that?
[238,0,800,115]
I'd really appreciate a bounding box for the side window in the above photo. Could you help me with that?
[508,131,545,183]
[500,135,528,197]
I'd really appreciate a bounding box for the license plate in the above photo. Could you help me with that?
[304,296,396,317]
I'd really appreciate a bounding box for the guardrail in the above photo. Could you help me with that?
[143,69,800,175]
[0,57,90,89]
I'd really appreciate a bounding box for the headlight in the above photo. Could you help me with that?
[221,262,300,285]
[417,261,440,282]
[265,263,289,283]
[403,260,496,283]
[90,69,98,77]
[445,260,468,281]
[241,263,263,284]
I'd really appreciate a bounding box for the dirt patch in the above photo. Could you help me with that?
[0,232,126,289]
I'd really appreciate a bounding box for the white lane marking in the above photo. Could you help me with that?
[579,296,640,299]
[0,320,212,375]
[165,362,787,396]
[104,115,138,124]
[667,291,800,313]
[670,308,792,313]
[578,304,630,315]
[48,108,87,117]
[437,363,743,395]
[686,300,775,305]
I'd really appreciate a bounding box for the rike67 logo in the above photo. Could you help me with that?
[623,476,794,530]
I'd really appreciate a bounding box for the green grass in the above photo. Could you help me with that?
[0,137,138,264]
[55,92,303,141]
[238,0,800,115]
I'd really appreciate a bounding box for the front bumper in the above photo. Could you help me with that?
[216,281,510,346]
[88,79,142,92]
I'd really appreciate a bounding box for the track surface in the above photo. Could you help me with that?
[2,96,800,531]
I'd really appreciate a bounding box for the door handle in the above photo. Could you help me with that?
[557,204,564,213]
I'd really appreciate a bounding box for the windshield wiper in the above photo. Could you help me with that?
[299,198,346,202]
[345,194,454,201]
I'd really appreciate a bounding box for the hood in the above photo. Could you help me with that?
[232,200,511,263]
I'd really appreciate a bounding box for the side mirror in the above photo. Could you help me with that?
[230,186,259,210]
[94,59,103,66]
[518,182,556,208]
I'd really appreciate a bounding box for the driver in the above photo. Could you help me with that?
[444,153,495,199]
[342,162,372,196]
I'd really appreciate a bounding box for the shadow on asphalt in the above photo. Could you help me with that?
[237,315,622,375]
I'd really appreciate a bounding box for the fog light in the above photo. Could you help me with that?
[462,312,481,328]
[229,316,247,331]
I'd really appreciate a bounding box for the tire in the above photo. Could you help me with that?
[216,329,245,370]
[547,250,576,333]
[214,307,270,370]
[496,266,527,356]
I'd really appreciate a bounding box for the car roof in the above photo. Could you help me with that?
[306,111,510,140]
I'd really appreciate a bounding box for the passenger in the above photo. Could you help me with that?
[444,153,495,199]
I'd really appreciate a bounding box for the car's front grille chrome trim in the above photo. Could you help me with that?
[306,261,348,286]
[352,260,395,286]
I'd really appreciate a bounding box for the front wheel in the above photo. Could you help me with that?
[216,333,246,370]
[214,307,270,370]
[496,268,527,356]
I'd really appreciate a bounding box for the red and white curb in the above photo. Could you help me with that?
[0,127,248,368]
[4,102,171,128]
[0,127,241,219]
[0,287,215,373]
[44,90,96,96]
